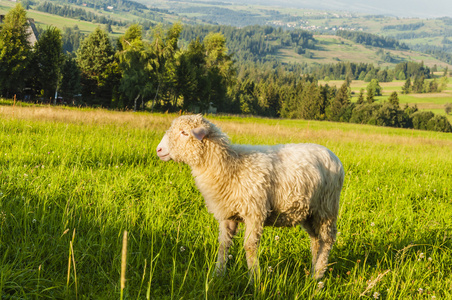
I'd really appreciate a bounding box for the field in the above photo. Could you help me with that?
[278,35,452,70]
[0,105,451,299]
[316,79,452,123]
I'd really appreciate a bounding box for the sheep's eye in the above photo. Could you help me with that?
[181,130,189,136]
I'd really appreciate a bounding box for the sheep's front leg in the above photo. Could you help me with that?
[215,219,238,276]
[244,218,263,283]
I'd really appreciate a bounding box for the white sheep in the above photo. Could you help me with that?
[156,114,344,281]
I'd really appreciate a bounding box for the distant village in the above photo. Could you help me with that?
[268,11,365,32]
[269,19,364,32]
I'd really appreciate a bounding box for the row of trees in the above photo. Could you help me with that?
[382,22,425,31]
[1,4,451,133]
[401,76,448,94]
[336,30,409,50]
[312,61,437,83]
[0,4,236,112]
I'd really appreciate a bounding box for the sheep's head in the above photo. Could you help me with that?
[156,114,227,167]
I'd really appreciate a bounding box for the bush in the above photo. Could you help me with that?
[427,115,452,132]
[411,111,434,130]
[350,103,408,128]
[375,103,407,127]
[349,103,381,125]
[445,103,452,115]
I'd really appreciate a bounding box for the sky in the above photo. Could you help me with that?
[232,0,452,18]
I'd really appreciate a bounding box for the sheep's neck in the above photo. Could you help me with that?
[191,140,238,179]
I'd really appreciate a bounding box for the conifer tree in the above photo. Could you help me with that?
[328,81,351,121]
[402,77,411,94]
[300,82,323,120]
[388,91,399,106]
[357,88,365,104]
[33,26,63,101]
[60,55,81,103]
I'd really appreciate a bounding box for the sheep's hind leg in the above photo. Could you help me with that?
[215,219,238,276]
[312,219,337,280]
[244,218,263,283]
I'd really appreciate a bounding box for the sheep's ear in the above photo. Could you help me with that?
[191,127,208,141]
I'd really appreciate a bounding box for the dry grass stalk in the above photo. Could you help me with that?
[359,269,391,297]
[120,230,128,299]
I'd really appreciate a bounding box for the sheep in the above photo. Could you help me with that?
[156,114,344,281]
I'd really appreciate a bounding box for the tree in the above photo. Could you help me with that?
[33,26,63,101]
[445,103,452,115]
[357,88,365,104]
[300,82,323,120]
[402,77,411,94]
[176,38,209,111]
[142,23,183,111]
[76,27,116,106]
[388,91,399,106]
[367,79,382,97]
[203,32,235,112]
[427,115,452,132]
[366,88,375,104]
[0,4,31,97]
[117,24,154,110]
[439,76,449,92]
[62,26,84,53]
[59,55,81,103]
[327,81,351,122]
[412,75,425,93]
[411,111,434,130]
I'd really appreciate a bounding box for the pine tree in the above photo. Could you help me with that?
[299,82,323,120]
[357,88,365,104]
[328,81,350,121]
[60,55,81,103]
[33,26,63,101]
[366,88,374,104]
[412,75,424,93]
[401,77,411,94]
[388,91,399,106]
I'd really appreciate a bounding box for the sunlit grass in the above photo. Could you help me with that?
[0,105,451,298]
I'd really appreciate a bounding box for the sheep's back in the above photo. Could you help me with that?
[266,143,343,226]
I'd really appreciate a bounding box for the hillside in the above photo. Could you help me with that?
[2,0,451,71]
[279,35,452,69]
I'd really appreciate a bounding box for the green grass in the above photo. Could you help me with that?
[0,105,451,299]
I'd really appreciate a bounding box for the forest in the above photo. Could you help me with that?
[0,4,451,132]
[336,30,409,50]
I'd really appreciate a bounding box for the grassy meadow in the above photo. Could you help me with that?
[0,105,451,299]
